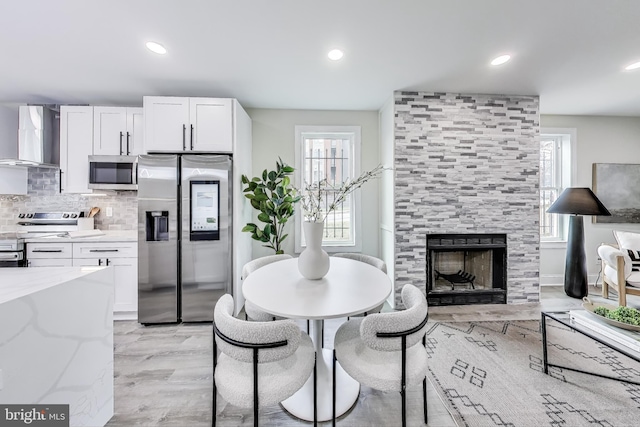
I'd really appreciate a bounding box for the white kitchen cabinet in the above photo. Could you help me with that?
[72,257,138,313]
[60,106,93,193]
[143,96,232,153]
[27,242,73,267]
[93,106,144,155]
[28,258,73,267]
[72,241,138,315]
[27,240,138,316]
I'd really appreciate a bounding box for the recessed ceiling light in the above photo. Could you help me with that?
[625,61,640,71]
[328,49,344,61]
[491,54,511,66]
[146,41,167,55]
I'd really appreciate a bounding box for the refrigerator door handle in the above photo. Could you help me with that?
[182,124,186,151]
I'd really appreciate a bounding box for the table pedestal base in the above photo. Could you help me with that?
[281,348,360,422]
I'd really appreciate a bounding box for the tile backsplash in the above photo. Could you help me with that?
[0,167,137,232]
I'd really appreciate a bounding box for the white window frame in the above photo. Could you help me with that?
[540,127,576,246]
[294,125,362,253]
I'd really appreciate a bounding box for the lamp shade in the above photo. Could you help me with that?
[547,187,611,216]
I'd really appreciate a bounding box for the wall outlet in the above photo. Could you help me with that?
[106,207,113,217]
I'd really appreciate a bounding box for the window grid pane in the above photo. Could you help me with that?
[540,136,563,239]
[303,135,353,244]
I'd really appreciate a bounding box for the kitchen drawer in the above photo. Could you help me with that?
[28,258,73,267]
[73,242,137,258]
[27,242,73,259]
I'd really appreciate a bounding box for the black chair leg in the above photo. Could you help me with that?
[423,376,428,424]
[423,334,427,424]
[212,329,217,427]
[332,349,337,427]
[313,352,318,426]
[400,389,406,427]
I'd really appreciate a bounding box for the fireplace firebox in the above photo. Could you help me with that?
[426,233,507,305]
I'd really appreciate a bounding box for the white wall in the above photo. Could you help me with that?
[0,105,18,159]
[245,108,380,259]
[540,115,640,285]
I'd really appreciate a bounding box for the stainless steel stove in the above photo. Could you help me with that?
[0,232,26,267]
[17,211,87,234]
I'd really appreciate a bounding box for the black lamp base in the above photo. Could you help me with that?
[564,215,588,299]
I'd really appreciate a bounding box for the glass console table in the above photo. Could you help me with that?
[541,310,640,385]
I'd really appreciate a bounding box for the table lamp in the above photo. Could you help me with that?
[547,187,611,298]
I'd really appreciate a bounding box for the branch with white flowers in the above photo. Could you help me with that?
[297,164,387,222]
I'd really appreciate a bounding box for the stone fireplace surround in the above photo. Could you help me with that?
[392,91,540,307]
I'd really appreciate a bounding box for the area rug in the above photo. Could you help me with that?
[426,320,640,427]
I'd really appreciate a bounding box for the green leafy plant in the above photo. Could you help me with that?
[241,158,301,254]
[594,305,640,326]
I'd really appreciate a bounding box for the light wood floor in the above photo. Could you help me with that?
[107,284,640,426]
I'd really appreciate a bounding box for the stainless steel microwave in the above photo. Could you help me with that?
[88,155,138,190]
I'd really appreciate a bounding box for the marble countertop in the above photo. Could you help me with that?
[22,230,137,243]
[0,266,108,304]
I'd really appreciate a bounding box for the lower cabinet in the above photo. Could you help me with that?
[72,257,138,314]
[28,258,73,267]
[27,240,138,317]
[27,242,73,267]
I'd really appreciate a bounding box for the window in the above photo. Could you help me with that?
[539,128,575,242]
[295,125,362,252]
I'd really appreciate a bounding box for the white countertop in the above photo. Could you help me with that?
[22,229,137,243]
[0,266,108,304]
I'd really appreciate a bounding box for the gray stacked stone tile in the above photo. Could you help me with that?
[393,92,540,305]
[0,167,137,231]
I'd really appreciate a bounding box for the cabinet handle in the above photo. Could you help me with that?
[119,131,124,155]
[106,259,110,266]
[126,132,131,155]
[98,259,102,266]
[59,170,63,193]
[89,249,119,252]
[190,124,194,150]
[182,124,186,151]
[32,249,63,253]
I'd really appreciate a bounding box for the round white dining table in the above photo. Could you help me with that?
[242,256,392,422]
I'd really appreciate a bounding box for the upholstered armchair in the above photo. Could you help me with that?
[598,243,640,306]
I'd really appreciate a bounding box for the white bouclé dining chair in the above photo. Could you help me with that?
[212,294,317,427]
[332,253,388,315]
[243,254,292,321]
[332,284,429,427]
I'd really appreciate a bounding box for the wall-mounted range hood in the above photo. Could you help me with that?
[0,105,60,167]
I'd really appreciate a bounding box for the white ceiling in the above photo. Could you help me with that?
[1,0,640,115]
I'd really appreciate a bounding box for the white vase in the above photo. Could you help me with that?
[298,221,330,280]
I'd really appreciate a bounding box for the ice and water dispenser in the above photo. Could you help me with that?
[145,211,169,241]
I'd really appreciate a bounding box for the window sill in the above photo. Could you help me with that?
[541,240,567,249]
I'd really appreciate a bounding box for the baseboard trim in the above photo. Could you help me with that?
[540,274,600,286]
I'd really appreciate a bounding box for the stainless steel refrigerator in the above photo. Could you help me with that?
[137,154,232,324]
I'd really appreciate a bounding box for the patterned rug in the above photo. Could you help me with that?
[426,320,640,427]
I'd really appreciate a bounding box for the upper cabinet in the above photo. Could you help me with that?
[93,106,144,156]
[143,96,233,153]
[60,106,93,194]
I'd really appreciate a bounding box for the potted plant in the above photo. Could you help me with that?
[241,158,300,254]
